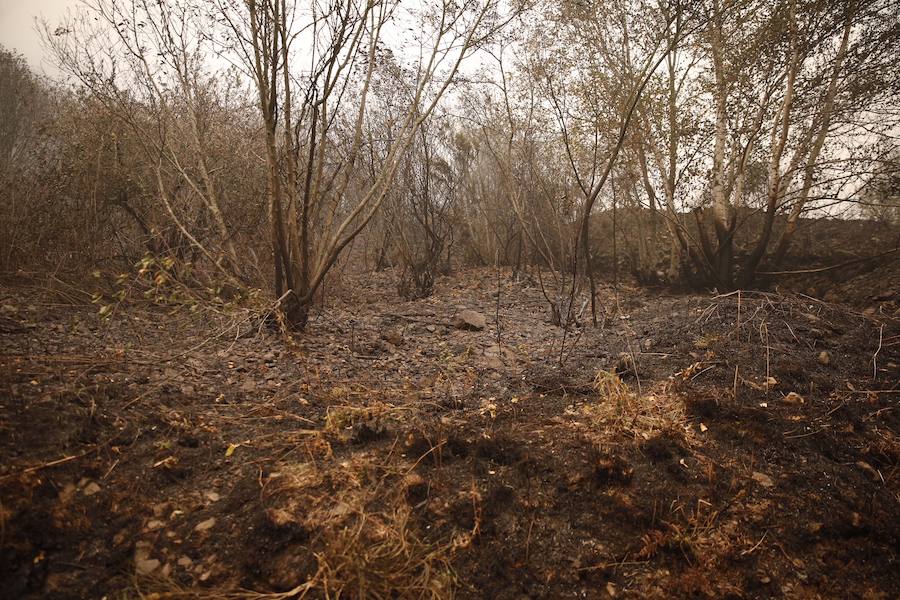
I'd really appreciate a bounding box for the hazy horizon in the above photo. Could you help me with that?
[0,0,76,74]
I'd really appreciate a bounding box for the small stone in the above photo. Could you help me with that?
[641,338,654,351]
[382,329,404,346]
[194,517,216,532]
[134,541,152,555]
[751,471,775,488]
[481,356,503,370]
[58,483,77,504]
[454,309,486,331]
[205,491,221,503]
[817,351,831,366]
[145,519,165,531]
[82,482,101,496]
[177,556,193,567]
[425,324,437,333]
[135,558,160,575]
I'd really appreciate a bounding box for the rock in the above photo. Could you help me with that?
[58,483,77,504]
[481,356,504,370]
[454,309,486,331]
[205,491,221,503]
[641,339,654,351]
[817,351,831,366]
[134,541,159,575]
[484,344,516,362]
[135,558,160,575]
[145,519,165,532]
[177,556,193,568]
[425,324,437,333]
[82,482,101,496]
[381,329,404,346]
[194,517,216,532]
[751,471,775,488]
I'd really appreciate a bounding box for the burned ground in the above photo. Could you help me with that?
[1,269,898,599]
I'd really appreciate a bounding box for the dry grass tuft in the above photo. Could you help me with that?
[584,370,689,442]
[324,402,418,442]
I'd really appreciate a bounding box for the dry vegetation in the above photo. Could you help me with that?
[2,269,898,599]
[1,0,899,598]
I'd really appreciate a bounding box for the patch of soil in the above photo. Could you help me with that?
[1,269,898,599]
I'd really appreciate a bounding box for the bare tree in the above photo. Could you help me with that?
[228,0,506,327]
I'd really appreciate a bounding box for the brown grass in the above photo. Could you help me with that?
[137,438,461,600]
[583,370,689,443]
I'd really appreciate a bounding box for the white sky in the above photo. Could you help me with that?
[0,0,76,74]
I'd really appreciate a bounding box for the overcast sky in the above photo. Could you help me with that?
[0,0,76,74]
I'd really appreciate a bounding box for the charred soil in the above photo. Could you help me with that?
[1,269,898,599]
